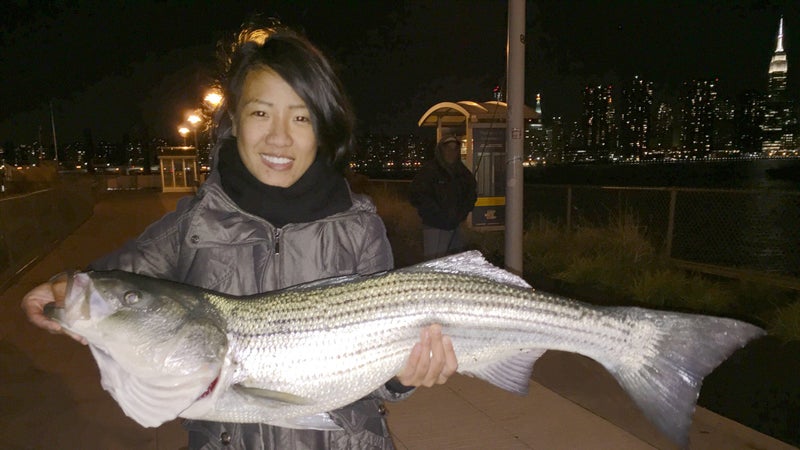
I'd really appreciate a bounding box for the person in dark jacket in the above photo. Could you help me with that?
[21,18,457,450]
[409,135,478,258]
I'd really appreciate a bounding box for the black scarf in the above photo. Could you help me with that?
[217,138,352,227]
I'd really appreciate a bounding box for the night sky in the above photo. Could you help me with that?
[1,0,798,145]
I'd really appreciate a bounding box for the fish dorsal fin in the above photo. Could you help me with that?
[402,251,532,289]
[232,385,315,405]
[461,349,546,395]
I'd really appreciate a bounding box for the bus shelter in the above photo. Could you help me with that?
[417,101,539,229]
[157,146,198,193]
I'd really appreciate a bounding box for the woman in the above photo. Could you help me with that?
[22,20,457,450]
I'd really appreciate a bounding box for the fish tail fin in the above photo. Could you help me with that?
[606,308,764,447]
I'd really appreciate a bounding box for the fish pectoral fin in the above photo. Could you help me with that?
[461,349,546,395]
[232,385,315,405]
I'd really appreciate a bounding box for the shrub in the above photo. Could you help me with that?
[766,300,800,342]
[366,183,423,267]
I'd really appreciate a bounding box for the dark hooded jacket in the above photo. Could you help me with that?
[90,140,407,449]
[409,140,478,230]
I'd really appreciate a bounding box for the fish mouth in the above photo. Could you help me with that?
[43,302,63,321]
[43,270,79,324]
[44,271,104,327]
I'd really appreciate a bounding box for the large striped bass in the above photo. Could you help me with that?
[45,251,762,446]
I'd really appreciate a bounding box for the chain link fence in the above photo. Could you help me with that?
[367,179,800,281]
[524,185,800,280]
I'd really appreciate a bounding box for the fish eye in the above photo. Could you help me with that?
[123,290,141,305]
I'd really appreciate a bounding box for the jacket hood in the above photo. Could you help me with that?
[208,126,234,173]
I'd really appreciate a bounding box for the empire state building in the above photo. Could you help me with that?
[762,17,795,154]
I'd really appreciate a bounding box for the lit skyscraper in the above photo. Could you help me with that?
[713,96,736,153]
[652,102,676,153]
[768,17,788,98]
[524,93,547,161]
[620,76,653,160]
[735,90,764,154]
[761,17,795,154]
[680,79,717,159]
[582,85,614,161]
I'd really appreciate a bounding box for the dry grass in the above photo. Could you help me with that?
[767,300,800,342]
[516,215,799,341]
[363,183,424,268]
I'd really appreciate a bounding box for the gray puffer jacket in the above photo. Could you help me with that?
[90,170,406,450]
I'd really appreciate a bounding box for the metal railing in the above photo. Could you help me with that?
[366,179,800,288]
[0,183,95,290]
[5,177,793,290]
[523,184,800,286]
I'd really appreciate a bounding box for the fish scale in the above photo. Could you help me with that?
[201,269,695,424]
[47,250,763,447]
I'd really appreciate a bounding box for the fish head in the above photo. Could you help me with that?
[49,270,147,329]
[50,270,227,373]
[46,270,227,426]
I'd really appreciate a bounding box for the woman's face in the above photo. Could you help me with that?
[231,67,317,187]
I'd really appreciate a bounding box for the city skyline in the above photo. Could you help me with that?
[1,1,799,147]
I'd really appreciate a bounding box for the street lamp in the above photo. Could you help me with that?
[204,91,222,109]
[186,114,201,151]
[178,127,190,146]
[201,91,223,167]
[187,113,201,126]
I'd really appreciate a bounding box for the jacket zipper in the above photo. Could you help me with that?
[274,228,282,255]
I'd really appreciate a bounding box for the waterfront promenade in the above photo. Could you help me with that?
[0,190,794,449]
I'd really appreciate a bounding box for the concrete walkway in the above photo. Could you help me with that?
[0,190,795,449]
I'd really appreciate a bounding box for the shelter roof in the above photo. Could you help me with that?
[418,100,540,127]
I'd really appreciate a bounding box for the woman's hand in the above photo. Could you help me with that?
[396,324,458,387]
[20,274,86,345]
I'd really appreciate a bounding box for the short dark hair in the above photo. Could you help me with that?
[217,19,355,171]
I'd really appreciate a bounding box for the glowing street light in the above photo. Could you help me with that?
[204,91,223,109]
[186,114,202,151]
[178,126,190,146]
[200,91,222,167]
[187,114,202,126]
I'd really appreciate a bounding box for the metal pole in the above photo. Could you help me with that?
[665,189,677,258]
[566,186,572,230]
[50,100,59,164]
[504,0,525,275]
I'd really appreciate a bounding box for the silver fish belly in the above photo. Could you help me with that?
[46,251,763,447]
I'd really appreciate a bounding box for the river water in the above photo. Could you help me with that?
[524,158,800,191]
